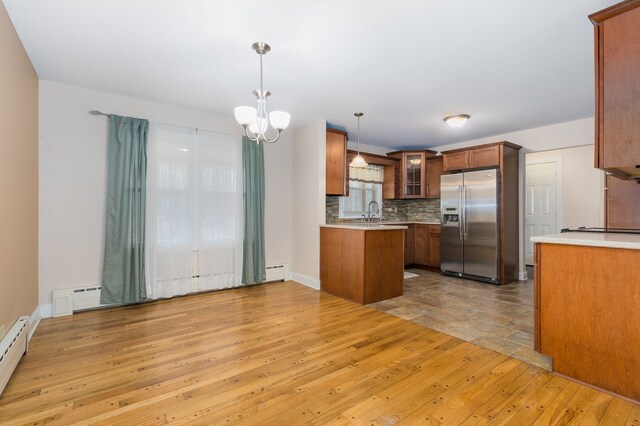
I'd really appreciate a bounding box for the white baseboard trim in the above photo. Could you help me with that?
[28,305,41,342]
[290,273,320,290]
[40,304,53,320]
[519,271,528,281]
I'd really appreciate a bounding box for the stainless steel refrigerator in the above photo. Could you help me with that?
[440,169,500,284]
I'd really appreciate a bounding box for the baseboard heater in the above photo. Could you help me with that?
[51,265,290,317]
[265,263,290,282]
[0,316,29,396]
[52,285,106,317]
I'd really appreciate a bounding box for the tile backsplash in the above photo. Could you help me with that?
[326,196,441,223]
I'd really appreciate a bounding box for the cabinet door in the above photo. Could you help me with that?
[326,130,347,195]
[426,157,443,198]
[600,6,640,171]
[404,225,414,265]
[469,146,500,169]
[443,151,469,171]
[403,152,426,198]
[427,225,441,267]
[383,164,397,199]
[413,224,429,265]
[606,175,640,228]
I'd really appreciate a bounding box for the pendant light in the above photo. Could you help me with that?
[234,42,291,144]
[350,112,368,168]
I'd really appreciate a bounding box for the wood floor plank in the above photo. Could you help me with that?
[0,281,636,425]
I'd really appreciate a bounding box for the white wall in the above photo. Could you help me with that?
[431,117,600,280]
[38,80,292,306]
[526,145,604,230]
[291,119,327,288]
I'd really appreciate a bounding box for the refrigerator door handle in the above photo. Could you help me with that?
[463,185,469,240]
[458,185,464,240]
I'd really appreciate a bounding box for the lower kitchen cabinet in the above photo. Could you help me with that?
[428,225,441,267]
[404,225,414,265]
[409,224,440,268]
[413,225,429,265]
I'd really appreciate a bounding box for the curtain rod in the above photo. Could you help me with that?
[89,110,110,117]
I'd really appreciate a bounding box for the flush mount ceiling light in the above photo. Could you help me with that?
[350,112,368,168]
[444,114,471,128]
[234,42,291,144]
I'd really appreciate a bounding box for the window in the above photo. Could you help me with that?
[338,164,384,219]
[148,125,243,298]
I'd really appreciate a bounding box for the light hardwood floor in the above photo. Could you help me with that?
[370,268,553,370]
[0,281,637,425]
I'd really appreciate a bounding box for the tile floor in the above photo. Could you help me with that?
[368,267,553,370]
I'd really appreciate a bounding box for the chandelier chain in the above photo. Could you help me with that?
[259,51,264,94]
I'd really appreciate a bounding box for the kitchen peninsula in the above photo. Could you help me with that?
[320,224,406,304]
[532,232,640,402]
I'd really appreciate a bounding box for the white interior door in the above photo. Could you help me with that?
[525,162,558,265]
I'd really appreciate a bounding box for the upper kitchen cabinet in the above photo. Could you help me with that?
[426,156,443,198]
[387,150,437,199]
[590,0,640,179]
[442,144,504,171]
[326,129,348,195]
[442,142,520,172]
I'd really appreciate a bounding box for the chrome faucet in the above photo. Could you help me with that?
[367,201,380,222]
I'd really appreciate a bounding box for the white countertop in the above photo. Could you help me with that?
[385,221,441,225]
[320,224,408,231]
[531,232,640,250]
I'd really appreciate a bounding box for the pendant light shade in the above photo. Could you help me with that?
[349,112,368,168]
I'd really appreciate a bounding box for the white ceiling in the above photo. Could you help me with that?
[3,0,618,149]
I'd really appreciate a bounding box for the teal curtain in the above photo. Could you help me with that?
[242,136,266,284]
[101,115,149,304]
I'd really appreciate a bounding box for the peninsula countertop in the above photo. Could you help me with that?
[320,223,408,231]
[531,232,640,250]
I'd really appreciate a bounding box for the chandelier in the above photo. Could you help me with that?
[234,42,291,144]
[350,112,368,168]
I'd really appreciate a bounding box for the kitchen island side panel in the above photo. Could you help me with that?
[320,228,365,303]
[364,229,404,304]
[536,242,640,402]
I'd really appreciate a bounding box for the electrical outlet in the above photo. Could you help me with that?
[0,324,5,339]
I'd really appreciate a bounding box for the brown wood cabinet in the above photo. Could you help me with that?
[535,242,640,401]
[409,224,440,268]
[590,0,640,179]
[387,150,438,199]
[326,129,348,195]
[442,144,501,172]
[404,225,414,265]
[428,225,441,267]
[606,174,640,228]
[320,226,404,304]
[426,157,443,198]
[413,224,429,265]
